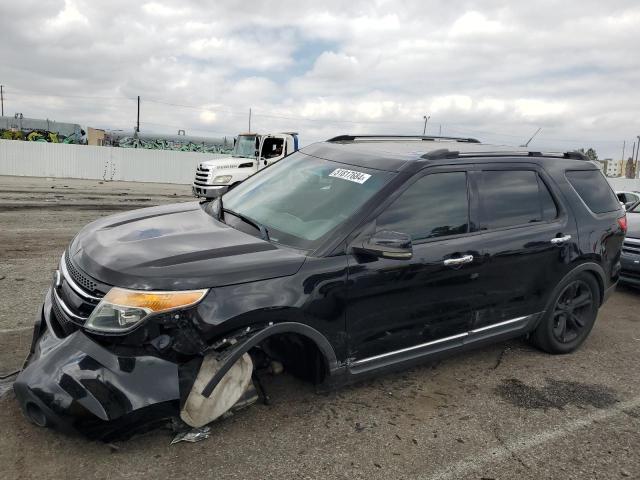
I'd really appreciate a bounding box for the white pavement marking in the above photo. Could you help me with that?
[425,396,640,480]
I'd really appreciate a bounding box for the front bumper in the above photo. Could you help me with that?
[192,184,227,198]
[13,295,181,440]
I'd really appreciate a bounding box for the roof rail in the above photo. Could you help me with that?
[327,134,481,143]
[418,150,592,161]
[421,149,460,160]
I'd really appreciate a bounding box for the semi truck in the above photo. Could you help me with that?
[192,132,299,198]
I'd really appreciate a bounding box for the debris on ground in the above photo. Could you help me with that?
[171,426,211,445]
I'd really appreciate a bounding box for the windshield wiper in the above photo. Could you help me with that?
[223,208,270,242]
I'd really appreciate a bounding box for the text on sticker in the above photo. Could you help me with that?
[329,168,371,184]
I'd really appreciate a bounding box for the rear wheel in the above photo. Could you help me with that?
[531,272,600,354]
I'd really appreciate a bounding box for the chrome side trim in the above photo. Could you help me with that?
[470,315,530,334]
[351,314,535,367]
[624,237,640,245]
[351,332,468,366]
[60,253,102,302]
[52,288,88,321]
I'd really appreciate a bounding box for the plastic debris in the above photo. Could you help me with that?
[171,426,211,445]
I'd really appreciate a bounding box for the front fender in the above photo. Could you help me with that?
[201,322,339,397]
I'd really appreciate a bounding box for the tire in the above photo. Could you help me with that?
[530,272,601,354]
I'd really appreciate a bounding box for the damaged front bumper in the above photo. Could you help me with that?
[14,292,254,441]
[14,297,182,440]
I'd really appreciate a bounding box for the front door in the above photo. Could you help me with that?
[346,169,482,370]
[258,135,287,170]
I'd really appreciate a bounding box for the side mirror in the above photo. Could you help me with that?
[356,230,413,260]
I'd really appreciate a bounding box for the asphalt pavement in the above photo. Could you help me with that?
[1,175,638,480]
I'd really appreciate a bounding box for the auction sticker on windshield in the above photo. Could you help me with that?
[329,168,371,184]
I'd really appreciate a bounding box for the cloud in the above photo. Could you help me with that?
[45,0,89,30]
[0,0,638,158]
[449,11,507,36]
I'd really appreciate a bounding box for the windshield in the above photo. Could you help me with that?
[222,152,393,249]
[233,135,257,158]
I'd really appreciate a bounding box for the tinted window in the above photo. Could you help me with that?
[539,178,558,221]
[377,172,469,241]
[566,170,620,214]
[478,170,543,229]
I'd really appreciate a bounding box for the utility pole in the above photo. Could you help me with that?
[422,115,430,135]
[248,108,252,132]
[439,124,442,136]
[621,140,626,162]
[636,136,640,178]
[0,85,3,117]
[136,96,140,133]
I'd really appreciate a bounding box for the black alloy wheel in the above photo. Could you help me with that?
[551,280,593,343]
[531,272,600,354]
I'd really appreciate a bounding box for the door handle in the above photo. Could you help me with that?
[550,235,572,244]
[443,254,474,266]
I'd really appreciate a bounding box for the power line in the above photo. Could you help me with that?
[2,85,635,148]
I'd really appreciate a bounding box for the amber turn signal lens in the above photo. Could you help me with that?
[103,288,208,313]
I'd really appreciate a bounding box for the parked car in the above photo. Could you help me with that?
[14,135,626,440]
[620,200,640,287]
[616,190,640,210]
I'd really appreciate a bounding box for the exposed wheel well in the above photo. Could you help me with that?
[252,332,327,385]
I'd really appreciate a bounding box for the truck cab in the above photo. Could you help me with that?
[192,132,299,198]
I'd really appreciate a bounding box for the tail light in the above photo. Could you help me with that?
[618,215,627,233]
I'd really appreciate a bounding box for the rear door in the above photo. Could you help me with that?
[467,164,578,334]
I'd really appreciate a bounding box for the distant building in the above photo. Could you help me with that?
[604,158,623,177]
[87,127,105,146]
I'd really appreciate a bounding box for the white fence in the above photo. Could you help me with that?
[2,139,640,190]
[0,139,228,184]
[607,177,640,192]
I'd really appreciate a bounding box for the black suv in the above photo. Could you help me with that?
[14,135,626,439]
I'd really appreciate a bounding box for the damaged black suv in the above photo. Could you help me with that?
[15,135,626,440]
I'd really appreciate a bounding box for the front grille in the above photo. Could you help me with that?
[194,166,212,186]
[48,253,111,337]
[50,290,80,337]
[622,238,640,256]
[65,252,99,294]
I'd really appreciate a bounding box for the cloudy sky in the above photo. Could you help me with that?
[1,0,639,158]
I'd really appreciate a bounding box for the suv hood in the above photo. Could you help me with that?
[69,202,306,290]
[627,212,640,239]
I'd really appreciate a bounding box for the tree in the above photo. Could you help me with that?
[626,157,636,179]
[578,147,598,162]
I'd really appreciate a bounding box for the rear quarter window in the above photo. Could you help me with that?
[565,170,620,214]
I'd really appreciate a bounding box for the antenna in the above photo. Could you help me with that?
[521,127,542,147]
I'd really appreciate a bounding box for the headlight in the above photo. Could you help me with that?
[213,175,232,184]
[85,287,208,333]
